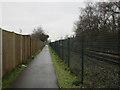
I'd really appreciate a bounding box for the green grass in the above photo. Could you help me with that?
[2,49,42,89]
[25,49,42,64]
[2,65,26,89]
[49,46,86,88]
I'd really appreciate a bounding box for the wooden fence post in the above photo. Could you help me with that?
[0,28,2,89]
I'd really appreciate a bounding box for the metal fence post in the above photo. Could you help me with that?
[60,40,61,59]
[57,41,59,57]
[53,42,55,52]
[81,31,84,84]
[68,38,70,67]
[56,41,58,55]
[62,40,64,60]
[54,41,57,53]
[58,40,60,57]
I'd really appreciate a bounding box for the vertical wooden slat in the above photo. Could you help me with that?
[2,30,44,77]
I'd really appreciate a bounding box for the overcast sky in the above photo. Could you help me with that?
[1,2,87,41]
[0,0,110,41]
[0,3,2,27]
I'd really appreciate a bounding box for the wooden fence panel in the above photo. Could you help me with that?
[2,31,15,76]
[2,29,45,77]
[15,34,21,67]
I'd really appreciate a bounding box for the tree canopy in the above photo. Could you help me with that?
[31,27,49,42]
[74,2,120,42]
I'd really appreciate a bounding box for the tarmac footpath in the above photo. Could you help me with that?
[11,45,59,88]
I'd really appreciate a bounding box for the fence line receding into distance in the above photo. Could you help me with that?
[49,34,120,88]
[2,29,45,77]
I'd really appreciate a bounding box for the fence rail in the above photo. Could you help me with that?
[2,29,45,77]
[49,37,119,88]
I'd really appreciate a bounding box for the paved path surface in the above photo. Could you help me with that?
[11,45,59,88]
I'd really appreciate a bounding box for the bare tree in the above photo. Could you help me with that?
[74,2,119,42]
[31,27,49,42]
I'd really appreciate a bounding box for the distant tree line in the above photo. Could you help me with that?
[74,2,120,42]
[31,27,49,42]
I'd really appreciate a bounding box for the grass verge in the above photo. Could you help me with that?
[49,46,85,88]
[2,49,42,89]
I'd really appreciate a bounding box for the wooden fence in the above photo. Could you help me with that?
[2,29,45,77]
[0,28,2,88]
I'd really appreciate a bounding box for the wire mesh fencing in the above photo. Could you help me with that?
[49,33,120,88]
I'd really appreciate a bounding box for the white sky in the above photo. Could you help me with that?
[1,2,86,41]
[0,0,112,41]
[0,3,2,27]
